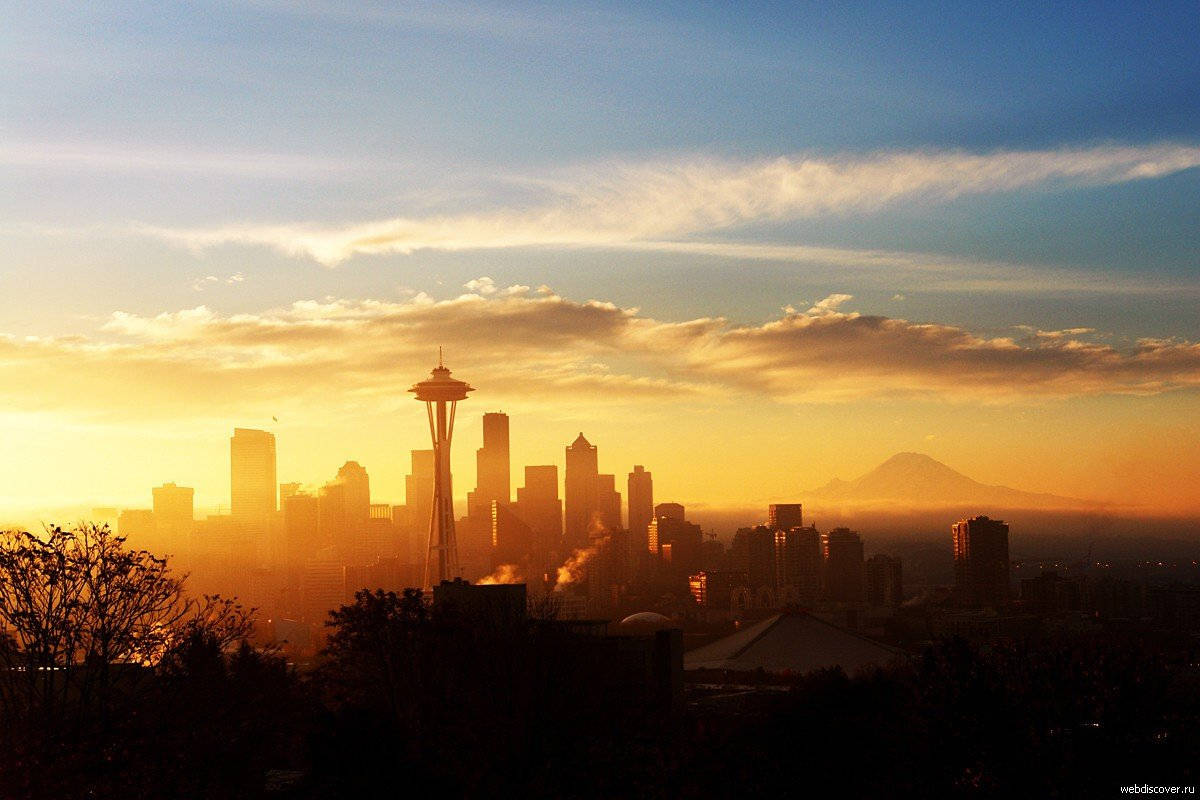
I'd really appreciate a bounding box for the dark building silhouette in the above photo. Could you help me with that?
[596,473,622,534]
[470,412,510,513]
[515,465,563,569]
[775,524,821,605]
[564,433,599,550]
[654,502,685,521]
[952,515,1011,607]
[865,554,904,607]
[230,428,277,524]
[822,527,865,603]
[731,526,777,606]
[1020,570,1081,612]
[627,465,653,555]
[689,570,750,613]
[491,501,536,568]
[648,512,703,575]
[768,503,803,532]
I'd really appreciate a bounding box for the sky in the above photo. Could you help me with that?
[1,0,1199,522]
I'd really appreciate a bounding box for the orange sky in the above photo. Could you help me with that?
[1,287,1197,527]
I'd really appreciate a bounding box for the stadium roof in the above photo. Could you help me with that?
[684,612,905,675]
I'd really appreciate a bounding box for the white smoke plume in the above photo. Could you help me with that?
[478,563,523,585]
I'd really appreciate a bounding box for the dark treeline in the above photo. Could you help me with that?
[0,524,1196,798]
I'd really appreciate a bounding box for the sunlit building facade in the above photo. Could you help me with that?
[564,433,599,550]
[230,428,277,524]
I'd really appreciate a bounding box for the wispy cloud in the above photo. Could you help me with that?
[133,143,1200,264]
[191,272,246,292]
[2,287,1199,424]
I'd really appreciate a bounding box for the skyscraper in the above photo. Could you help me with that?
[152,482,194,537]
[648,509,703,575]
[564,433,599,550]
[775,524,821,604]
[404,450,435,534]
[409,356,473,587]
[472,412,510,512]
[282,490,319,566]
[822,527,865,603]
[952,515,1011,607]
[515,465,563,569]
[627,465,653,553]
[230,428,277,523]
[335,461,371,525]
[655,502,685,521]
[768,503,803,531]
[730,526,776,600]
[596,473,622,535]
[491,502,535,568]
[866,554,904,607]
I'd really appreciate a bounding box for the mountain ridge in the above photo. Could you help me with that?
[805,452,1092,510]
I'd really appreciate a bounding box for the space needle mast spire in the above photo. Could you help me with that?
[409,351,474,587]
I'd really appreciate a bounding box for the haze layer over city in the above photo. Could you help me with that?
[1,2,1198,797]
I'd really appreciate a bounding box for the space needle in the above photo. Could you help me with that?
[409,349,474,588]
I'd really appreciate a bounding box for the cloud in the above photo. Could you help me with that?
[808,293,854,314]
[1,290,1199,424]
[462,276,530,297]
[191,272,246,292]
[133,143,1200,265]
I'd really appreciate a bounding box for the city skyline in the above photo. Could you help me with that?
[3,4,1197,795]
[2,2,1199,523]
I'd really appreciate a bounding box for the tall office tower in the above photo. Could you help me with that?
[595,474,622,535]
[775,524,821,604]
[282,491,320,565]
[768,503,803,531]
[515,465,563,568]
[866,554,904,607]
[152,482,194,552]
[471,412,510,512]
[952,515,1011,607]
[730,526,776,600]
[404,450,435,533]
[491,502,536,567]
[654,502,685,521]
[564,433,599,550]
[627,465,653,552]
[822,527,865,603]
[317,481,346,545]
[648,510,703,575]
[230,428,277,523]
[409,355,473,587]
[302,550,346,622]
[335,461,371,524]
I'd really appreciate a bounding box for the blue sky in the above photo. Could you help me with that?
[2,1,1199,516]
[3,1,1197,333]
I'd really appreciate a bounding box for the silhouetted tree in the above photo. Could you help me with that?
[0,524,298,799]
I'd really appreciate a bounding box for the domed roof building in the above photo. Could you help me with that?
[618,611,675,631]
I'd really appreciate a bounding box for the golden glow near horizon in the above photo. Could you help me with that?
[1,287,1197,526]
[4,2,1199,530]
